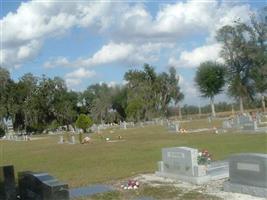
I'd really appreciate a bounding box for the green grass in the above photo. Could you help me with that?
[0,119,266,188]
[180,190,222,200]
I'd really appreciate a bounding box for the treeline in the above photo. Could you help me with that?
[0,64,183,133]
[168,101,262,117]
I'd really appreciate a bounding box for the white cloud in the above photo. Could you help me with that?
[64,68,96,89]
[1,1,118,68]
[113,1,217,42]
[45,42,171,68]
[65,68,96,79]
[168,43,224,68]
[107,81,117,88]
[65,78,82,88]
[179,74,198,97]
[85,42,135,66]
[1,0,253,69]
[44,57,70,68]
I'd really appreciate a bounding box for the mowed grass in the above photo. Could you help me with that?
[0,118,266,188]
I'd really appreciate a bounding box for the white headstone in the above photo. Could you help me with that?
[58,136,64,144]
[70,135,75,144]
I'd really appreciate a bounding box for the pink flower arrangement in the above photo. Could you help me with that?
[121,180,140,190]
[198,149,212,165]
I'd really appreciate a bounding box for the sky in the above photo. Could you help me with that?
[1,0,266,105]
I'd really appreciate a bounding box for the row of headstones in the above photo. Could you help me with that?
[3,134,31,141]
[0,165,69,200]
[119,118,173,130]
[58,135,76,144]
[222,113,264,130]
[156,146,267,198]
[90,118,169,133]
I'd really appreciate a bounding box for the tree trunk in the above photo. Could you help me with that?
[261,94,266,113]
[210,97,216,117]
[198,105,202,118]
[178,106,182,119]
[239,97,244,113]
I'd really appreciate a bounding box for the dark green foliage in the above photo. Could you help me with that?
[195,61,225,98]
[75,114,93,133]
[125,64,183,121]
[216,23,257,102]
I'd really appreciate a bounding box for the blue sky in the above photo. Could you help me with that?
[1,0,265,105]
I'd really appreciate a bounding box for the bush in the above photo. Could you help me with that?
[75,114,93,133]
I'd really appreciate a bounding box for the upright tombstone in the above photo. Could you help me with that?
[167,123,179,133]
[90,124,96,132]
[239,115,252,125]
[208,117,211,123]
[18,171,69,200]
[222,120,232,129]
[224,153,267,198]
[161,147,198,176]
[122,121,127,130]
[175,124,180,132]
[58,136,64,144]
[242,120,258,131]
[0,165,17,200]
[70,135,75,144]
[156,147,229,184]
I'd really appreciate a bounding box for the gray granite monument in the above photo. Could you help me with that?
[18,171,69,200]
[224,153,267,198]
[0,165,17,200]
[156,147,229,184]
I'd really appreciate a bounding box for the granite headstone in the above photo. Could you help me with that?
[0,165,17,200]
[18,171,69,200]
[224,153,267,198]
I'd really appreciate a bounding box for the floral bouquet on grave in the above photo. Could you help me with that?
[121,180,140,190]
[197,149,212,165]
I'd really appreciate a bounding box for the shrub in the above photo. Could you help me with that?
[75,114,93,133]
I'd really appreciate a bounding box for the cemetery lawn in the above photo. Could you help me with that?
[1,119,267,188]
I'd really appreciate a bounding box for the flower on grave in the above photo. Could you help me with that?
[121,180,140,190]
[198,149,212,165]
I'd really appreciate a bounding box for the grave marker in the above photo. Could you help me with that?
[0,165,17,200]
[70,135,75,144]
[162,147,197,176]
[156,147,229,184]
[58,136,64,144]
[18,171,69,200]
[224,153,267,198]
